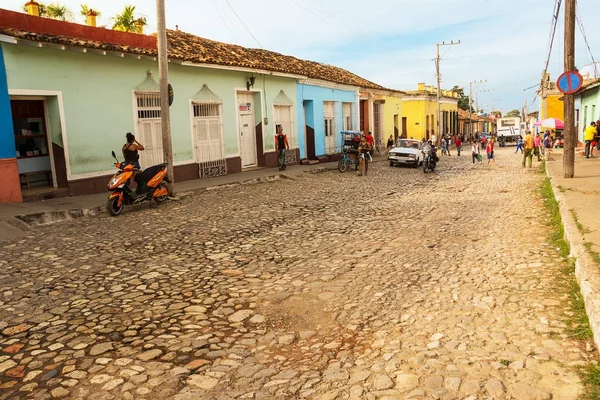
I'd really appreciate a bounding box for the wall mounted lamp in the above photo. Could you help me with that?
[246,76,256,91]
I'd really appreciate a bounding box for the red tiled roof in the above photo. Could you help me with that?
[167,30,386,90]
[0,8,387,90]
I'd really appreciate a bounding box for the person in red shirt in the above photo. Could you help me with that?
[455,136,462,156]
[366,131,375,158]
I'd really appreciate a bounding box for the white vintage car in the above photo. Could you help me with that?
[387,139,423,167]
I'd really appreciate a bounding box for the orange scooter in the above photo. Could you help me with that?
[106,151,170,216]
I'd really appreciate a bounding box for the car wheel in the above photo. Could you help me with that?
[389,161,394,167]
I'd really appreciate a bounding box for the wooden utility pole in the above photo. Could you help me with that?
[563,0,576,178]
[435,40,460,147]
[157,0,175,193]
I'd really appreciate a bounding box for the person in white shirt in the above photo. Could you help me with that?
[471,140,480,164]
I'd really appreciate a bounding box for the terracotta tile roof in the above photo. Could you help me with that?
[165,30,386,90]
[457,108,488,121]
[0,27,156,57]
[0,20,386,90]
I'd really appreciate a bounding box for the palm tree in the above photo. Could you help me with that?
[45,3,74,21]
[80,4,101,18]
[112,5,146,33]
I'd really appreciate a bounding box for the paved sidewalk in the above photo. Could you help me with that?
[0,156,386,239]
[546,149,600,349]
[546,150,600,254]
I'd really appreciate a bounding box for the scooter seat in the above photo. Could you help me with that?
[134,164,165,185]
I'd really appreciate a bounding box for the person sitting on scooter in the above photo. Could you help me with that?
[122,132,145,170]
[122,132,144,187]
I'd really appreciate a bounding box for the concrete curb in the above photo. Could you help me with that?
[546,166,600,349]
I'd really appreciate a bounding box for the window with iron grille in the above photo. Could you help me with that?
[135,92,163,168]
[274,105,295,149]
[324,101,337,154]
[192,102,227,178]
[342,102,353,130]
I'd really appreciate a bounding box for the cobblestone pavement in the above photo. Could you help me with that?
[0,148,595,399]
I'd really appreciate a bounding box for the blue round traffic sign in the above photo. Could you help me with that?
[557,71,583,94]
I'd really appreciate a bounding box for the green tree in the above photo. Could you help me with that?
[451,86,472,111]
[45,3,74,21]
[112,5,147,33]
[505,109,521,118]
[80,4,101,18]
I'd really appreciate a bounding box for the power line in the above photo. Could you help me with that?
[223,0,263,49]
[286,0,354,36]
[541,0,562,89]
[300,0,364,35]
[576,2,598,77]
[212,0,238,43]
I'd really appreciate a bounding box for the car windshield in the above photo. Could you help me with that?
[397,140,420,149]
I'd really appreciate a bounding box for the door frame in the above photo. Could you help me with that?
[9,93,61,187]
[234,88,263,168]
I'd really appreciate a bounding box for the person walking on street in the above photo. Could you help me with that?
[522,129,534,168]
[441,137,448,156]
[486,138,495,165]
[366,131,375,158]
[585,121,596,158]
[446,135,452,156]
[515,136,523,154]
[275,125,290,171]
[386,135,394,153]
[455,135,462,157]
[471,140,480,164]
[534,132,542,162]
[357,135,372,176]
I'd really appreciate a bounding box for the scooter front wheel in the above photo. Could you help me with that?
[106,197,123,216]
[338,160,348,173]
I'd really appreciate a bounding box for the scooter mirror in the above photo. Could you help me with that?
[111,151,116,158]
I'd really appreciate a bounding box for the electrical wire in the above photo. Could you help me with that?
[212,0,238,43]
[300,0,364,35]
[576,3,598,78]
[223,0,264,49]
[541,0,562,89]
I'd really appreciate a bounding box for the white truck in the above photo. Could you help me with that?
[496,117,521,142]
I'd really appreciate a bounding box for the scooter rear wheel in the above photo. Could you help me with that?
[154,183,168,203]
[338,160,348,173]
[106,197,123,216]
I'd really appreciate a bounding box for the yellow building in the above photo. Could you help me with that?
[358,90,404,148]
[539,73,565,123]
[401,83,459,141]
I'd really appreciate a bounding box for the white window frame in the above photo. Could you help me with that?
[324,101,337,154]
[342,102,354,131]
[134,91,163,168]
[274,105,295,149]
[191,101,227,178]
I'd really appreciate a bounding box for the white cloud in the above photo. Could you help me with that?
[3,0,600,112]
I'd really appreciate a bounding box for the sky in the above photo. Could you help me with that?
[4,0,600,114]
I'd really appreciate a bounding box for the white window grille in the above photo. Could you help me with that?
[274,105,296,165]
[342,102,353,130]
[192,100,227,178]
[324,101,337,154]
[135,92,164,169]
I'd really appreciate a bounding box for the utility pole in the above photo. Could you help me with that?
[435,40,460,147]
[563,0,576,178]
[157,0,175,194]
[469,80,486,140]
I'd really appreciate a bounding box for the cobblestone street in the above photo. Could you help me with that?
[0,148,594,400]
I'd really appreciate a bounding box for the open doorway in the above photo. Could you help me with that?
[10,100,56,197]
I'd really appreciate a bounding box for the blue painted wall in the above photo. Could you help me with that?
[296,84,357,158]
[0,46,15,159]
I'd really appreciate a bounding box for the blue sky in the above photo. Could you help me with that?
[4,0,600,114]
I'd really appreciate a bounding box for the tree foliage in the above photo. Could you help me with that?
[505,109,521,118]
[45,3,74,21]
[112,5,147,33]
[451,86,472,112]
[80,4,101,17]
